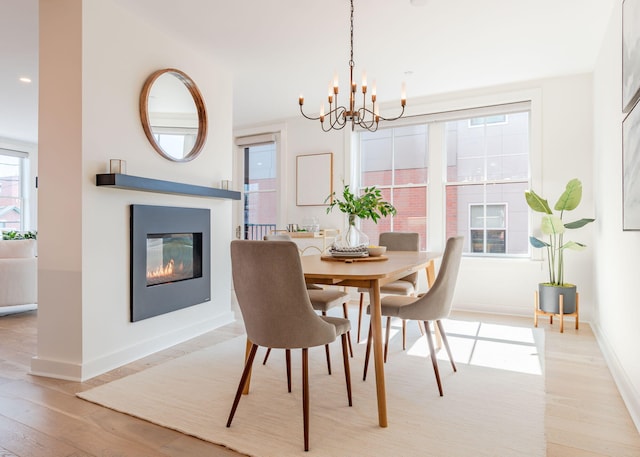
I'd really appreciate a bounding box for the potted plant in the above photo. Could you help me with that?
[2,230,37,240]
[525,178,594,314]
[326,184,396,247]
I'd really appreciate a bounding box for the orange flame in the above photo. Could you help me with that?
[147,258,185,281]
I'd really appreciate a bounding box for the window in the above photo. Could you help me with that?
[358,125,428,250]
[445,111,530,256]
[243,142,277,240]
[470,203,507,253]
[354,104,530,256]
[0,153,25,230]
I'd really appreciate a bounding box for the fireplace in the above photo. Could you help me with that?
[130,204,211,322]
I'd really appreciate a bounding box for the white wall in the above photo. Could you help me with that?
[592,0,640,431]
[255,75,595,318]
[34,0,235,381]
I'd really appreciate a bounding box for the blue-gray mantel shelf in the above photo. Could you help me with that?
[95,174,241,200]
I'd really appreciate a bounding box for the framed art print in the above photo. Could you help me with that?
[623,0,640,113]
[296,152,333,206]
[623,101,640,229]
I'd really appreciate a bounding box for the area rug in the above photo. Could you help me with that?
[78,324,545,456]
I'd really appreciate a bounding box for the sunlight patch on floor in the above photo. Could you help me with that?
[403,319,542,376]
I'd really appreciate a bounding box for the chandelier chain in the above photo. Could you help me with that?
[349,0,354,68]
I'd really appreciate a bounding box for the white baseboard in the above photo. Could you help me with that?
[30,311,236,382]
[590,321,640,434]
[0,303,37,316]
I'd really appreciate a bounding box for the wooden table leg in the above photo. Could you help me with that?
[242,337,253,395]
[425,260,436,288]
[369,280,388,427]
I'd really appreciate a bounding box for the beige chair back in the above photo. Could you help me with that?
[230,240,337,349]
[379,232,420,287]
[396,236,464,321]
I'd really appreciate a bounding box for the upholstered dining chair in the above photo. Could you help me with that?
[363,236,464,396]
[228,240,353,451]
[264,233,354,364]
[357,232,420,351]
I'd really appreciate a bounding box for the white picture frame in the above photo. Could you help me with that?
[623,102,640,229]
[296,152,333,206]
[623,0,640,113]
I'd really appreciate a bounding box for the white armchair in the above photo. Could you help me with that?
[0,239,37,307]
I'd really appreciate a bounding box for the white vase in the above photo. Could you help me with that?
[336,214,369,248]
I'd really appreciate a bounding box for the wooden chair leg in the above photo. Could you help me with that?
[342,302,354,357]
[227,343,258,427]
[436,320,457,372]
[262,347,271,365]
[384,316,391,363]
[402,319,407,350]
[423,321,443,396]
[559,294,564,333]
[363,323,372,381]
[286,349,292,393]
[357,292,365,342]
[324,344,332,374]
[340,333,353,406]
[302,348,310,451]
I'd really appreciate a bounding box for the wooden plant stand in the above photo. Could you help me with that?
[534,290,579,333]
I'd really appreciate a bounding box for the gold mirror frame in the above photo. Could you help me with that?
[139,68,208,162]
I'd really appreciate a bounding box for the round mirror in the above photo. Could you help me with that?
[139,68,208,162]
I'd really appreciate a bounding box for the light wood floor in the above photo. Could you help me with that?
[0,307,638,456]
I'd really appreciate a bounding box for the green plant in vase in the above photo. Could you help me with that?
[326,184,396,247]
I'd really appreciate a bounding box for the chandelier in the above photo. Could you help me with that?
[298,0,406,132]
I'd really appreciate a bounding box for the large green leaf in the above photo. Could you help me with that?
[555,178,582,212]
[561,241,587,251]
[529,236,550,248]
[540,215,565,235]
[564,218,595,229]
[524,189,552,214]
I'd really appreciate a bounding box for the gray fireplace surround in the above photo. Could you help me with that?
[130,204,211,322]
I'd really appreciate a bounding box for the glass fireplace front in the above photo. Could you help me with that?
[146,233,202,287]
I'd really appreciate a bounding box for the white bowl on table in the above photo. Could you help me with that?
[367,246,387,257]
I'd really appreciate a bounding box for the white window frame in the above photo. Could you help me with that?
[355,125,429,238]
[233,125,287,239]
[0,148,30,231]
[352,93,539,257]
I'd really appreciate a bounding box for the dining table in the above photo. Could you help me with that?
[300,250,441,427]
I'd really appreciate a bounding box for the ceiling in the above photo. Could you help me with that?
[1,0,616,145]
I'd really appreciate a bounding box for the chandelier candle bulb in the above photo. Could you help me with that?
[401,82,407,106]
[299,95,304,105]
